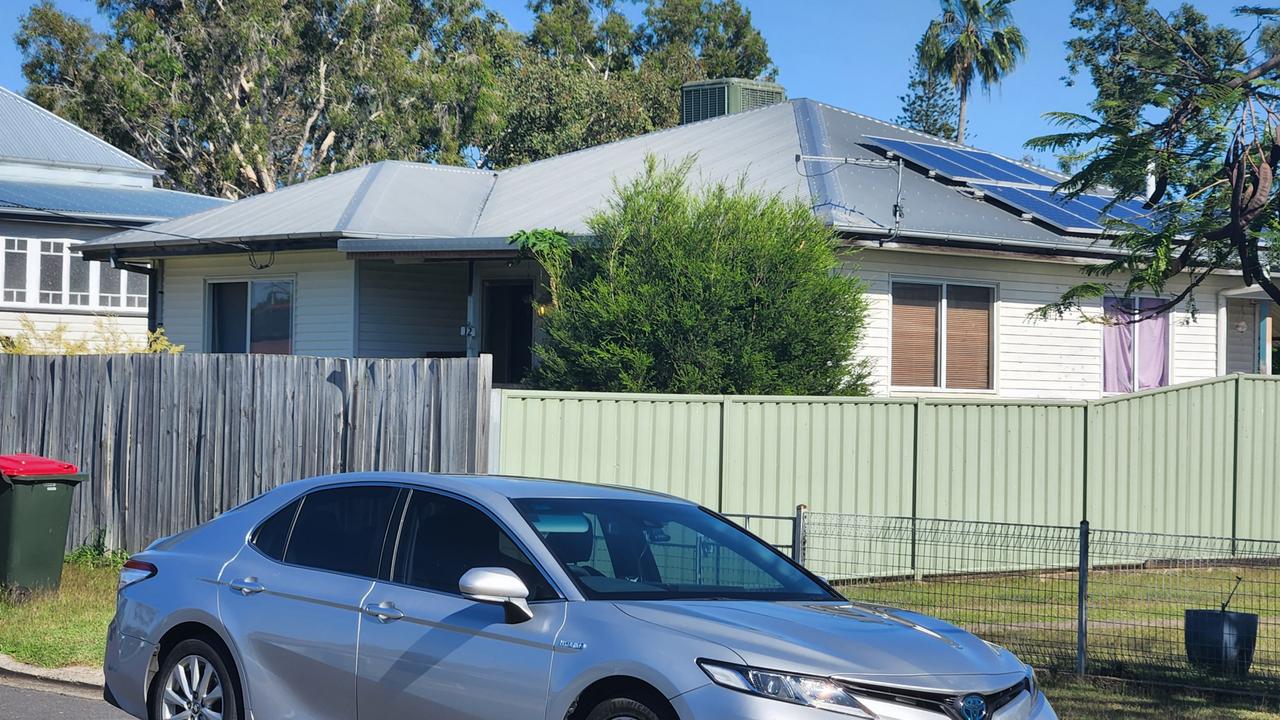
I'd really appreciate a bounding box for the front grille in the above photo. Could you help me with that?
[838,678,1029,719]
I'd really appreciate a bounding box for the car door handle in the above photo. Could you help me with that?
[229,577,266,596]
[363,602,404,622]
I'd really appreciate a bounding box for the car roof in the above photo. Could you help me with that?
[289,471,694,505]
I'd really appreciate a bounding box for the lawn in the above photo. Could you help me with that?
[1040,673,1280,719]
[0,562,118,668]
[833,565,1280,698]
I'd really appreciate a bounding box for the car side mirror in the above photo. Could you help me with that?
[459,567,534,624]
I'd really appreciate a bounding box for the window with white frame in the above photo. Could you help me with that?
[39,241,65,305]
[208,279,295,354]
[0,236,147,312]
[1102,297,1170,393]
[3,238,26,303]
[891,280,995,390]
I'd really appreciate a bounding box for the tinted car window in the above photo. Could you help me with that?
[251,498,299,560]
[284,486,399,577]
[393,490,556,601]
[515,498,837,601]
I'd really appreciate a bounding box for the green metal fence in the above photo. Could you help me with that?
[495,374,1280,539]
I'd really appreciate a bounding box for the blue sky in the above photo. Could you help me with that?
[0,1,1257,166]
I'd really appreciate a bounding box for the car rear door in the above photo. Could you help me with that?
[219,485,401,720]
[355,489,566,719]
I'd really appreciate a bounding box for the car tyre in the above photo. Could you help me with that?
[149,638,240,720]
[584,697,666,720]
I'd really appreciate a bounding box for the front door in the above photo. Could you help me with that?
[219,485,400,720]
[355,489,564,719]
[483,282,534,384]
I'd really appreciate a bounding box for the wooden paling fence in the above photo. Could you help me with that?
[0,353,492,551]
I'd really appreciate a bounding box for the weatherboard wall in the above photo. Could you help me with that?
[161,250,356,356]
[852,247,1234,400]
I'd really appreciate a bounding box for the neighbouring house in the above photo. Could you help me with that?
[0,86,226,345]
[80,87,1275,397]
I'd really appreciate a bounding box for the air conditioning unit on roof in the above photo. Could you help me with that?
[680,78,787,125]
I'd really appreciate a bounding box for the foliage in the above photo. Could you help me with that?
[65,531,129,570]
[16,0,516,198]
[522,157,871,395]
[919,0,1027,142]
[509,227,572,306]
[17,1,776,190]
[1027,2,1280,317]
[897,41,961,140]
[483,0,773,166]
[1,316,184,355]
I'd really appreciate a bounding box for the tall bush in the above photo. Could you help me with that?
[520,157,870,395]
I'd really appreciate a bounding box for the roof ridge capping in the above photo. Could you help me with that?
[0,86,159,175]
[495,99,798,177]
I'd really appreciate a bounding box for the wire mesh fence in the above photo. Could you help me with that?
[803,512,1280,699]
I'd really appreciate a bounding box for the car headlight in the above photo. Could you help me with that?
[698,660,877,717]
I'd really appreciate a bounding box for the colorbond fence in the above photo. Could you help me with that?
[0,353,492,551]
[494,374,1280,540]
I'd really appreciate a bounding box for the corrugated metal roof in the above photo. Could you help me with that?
[0,87,157,175]
[88,161,494,250]
[474,101,805,236]
[0,178,227,223]
[82,99,1115,257]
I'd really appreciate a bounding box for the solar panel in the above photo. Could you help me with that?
[868,136,986,181]
[970,183,1103,232]
[1069,193,1157,230]
[867,136,1061,187]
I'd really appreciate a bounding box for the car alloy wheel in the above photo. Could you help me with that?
[160,654,225,720]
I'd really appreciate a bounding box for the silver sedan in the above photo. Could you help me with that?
[103,473,1057,720]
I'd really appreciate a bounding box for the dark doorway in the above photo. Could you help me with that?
[483,282,534,384]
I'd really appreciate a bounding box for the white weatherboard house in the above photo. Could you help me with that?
[83,97,1276,398]
[0,87,225,344]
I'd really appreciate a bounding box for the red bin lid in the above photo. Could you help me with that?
[0,453,79,477]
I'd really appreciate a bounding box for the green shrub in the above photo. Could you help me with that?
[519,157,871,395]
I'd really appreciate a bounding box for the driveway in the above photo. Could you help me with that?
[0,682,130,719]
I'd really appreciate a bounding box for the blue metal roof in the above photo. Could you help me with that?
[0,178,228,223]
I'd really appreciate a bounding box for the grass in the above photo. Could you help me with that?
[0,560,119,668]
[832,564,1280,698]
[1040,673,1280,719]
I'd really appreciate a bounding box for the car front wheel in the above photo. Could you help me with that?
[584,697,666,720]
[150,638,239,720]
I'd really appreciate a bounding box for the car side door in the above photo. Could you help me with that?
[355,489,567,720]
[219,485,401,720]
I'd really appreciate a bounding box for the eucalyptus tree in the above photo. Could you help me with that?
[919,0,1027,142]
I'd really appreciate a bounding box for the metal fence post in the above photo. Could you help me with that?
[1076,519,1090,677]
[792,505,807,565]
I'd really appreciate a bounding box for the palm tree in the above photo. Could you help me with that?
[919,0,1027,143]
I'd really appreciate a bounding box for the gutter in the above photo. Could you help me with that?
[841,226,1126,261]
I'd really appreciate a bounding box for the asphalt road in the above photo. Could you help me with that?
[0,681,131,719]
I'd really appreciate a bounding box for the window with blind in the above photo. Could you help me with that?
[891,281,994,390]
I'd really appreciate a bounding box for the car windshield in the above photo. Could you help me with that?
[514,497,836,601]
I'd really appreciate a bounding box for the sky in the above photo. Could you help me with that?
[0,0,1258,167]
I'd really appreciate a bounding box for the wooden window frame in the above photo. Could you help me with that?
[889,277,998,393]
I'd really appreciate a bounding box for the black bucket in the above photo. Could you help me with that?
[1185,609,1258,676]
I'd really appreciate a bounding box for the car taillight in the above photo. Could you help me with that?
[118,559,157,591]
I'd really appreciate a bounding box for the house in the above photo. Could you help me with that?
[0,86,226,345]
[79,93,1275,397]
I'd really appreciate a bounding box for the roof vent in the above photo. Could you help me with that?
[680,79,786,125]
